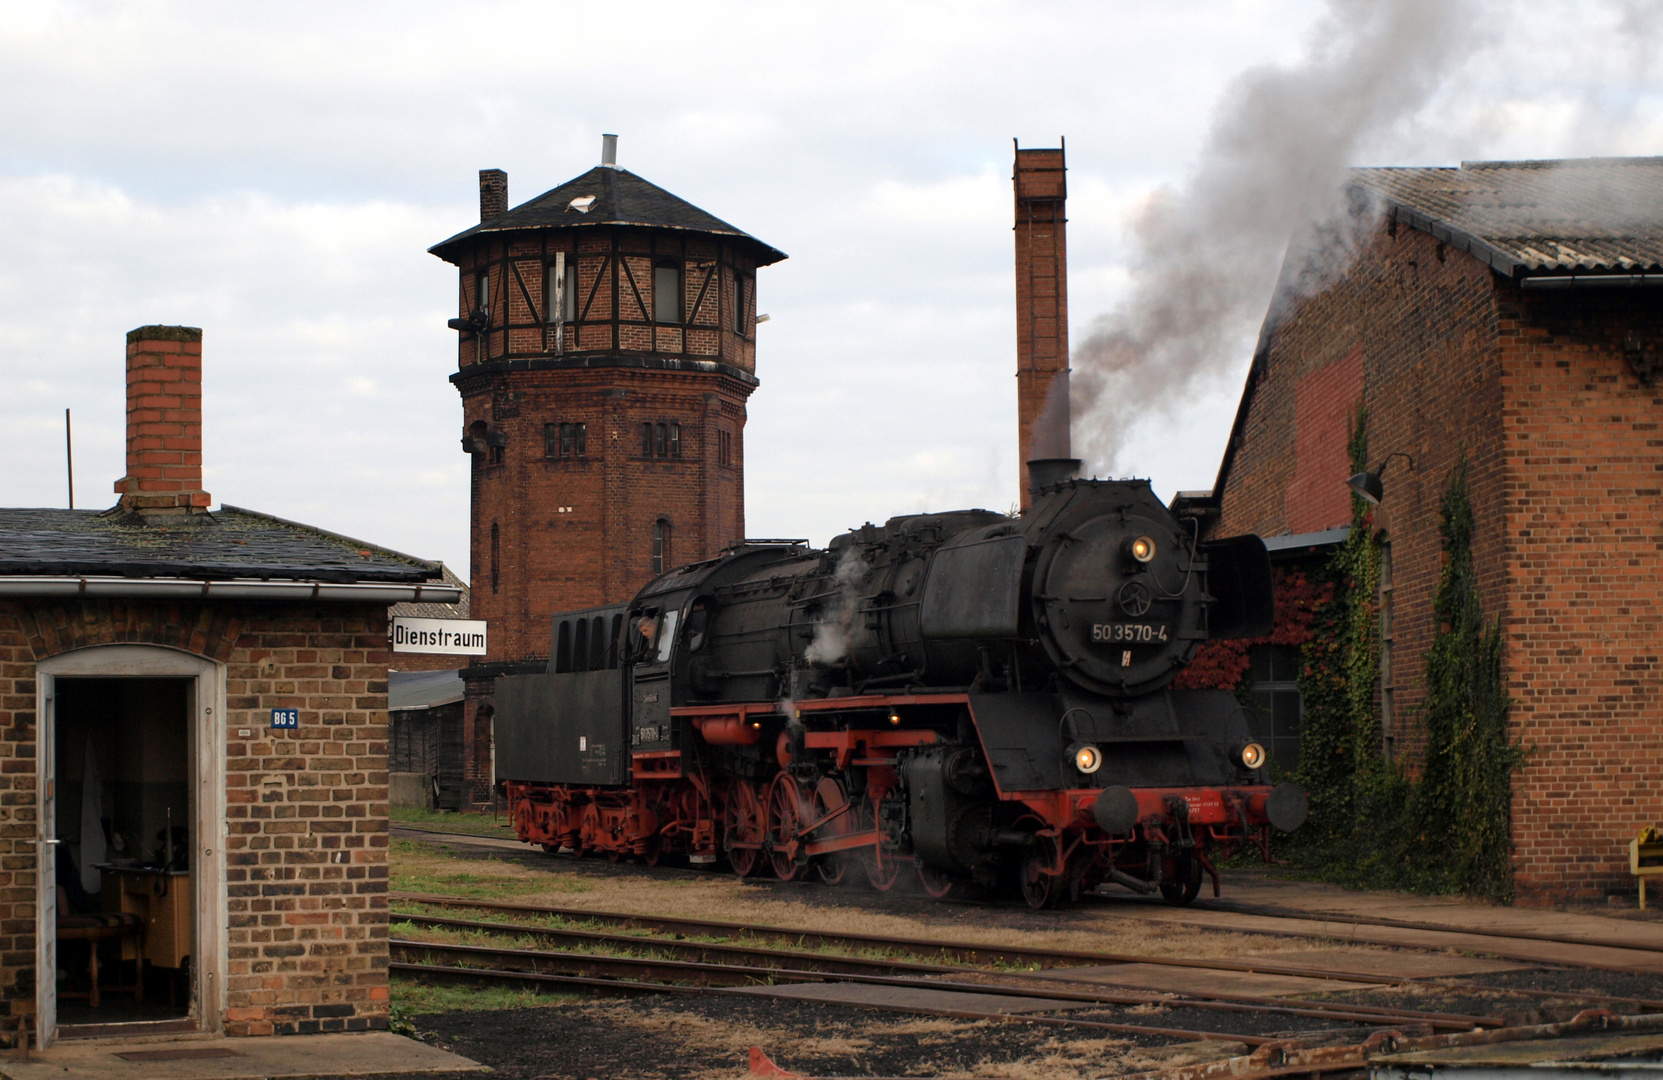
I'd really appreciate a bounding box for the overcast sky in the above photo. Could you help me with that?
[2,0,1659,578]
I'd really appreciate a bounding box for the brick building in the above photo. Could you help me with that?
[428,138,784,805]
[1191,156,1663,900]
[0,327,458,1046]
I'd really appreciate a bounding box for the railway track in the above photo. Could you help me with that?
[390,916,1501,1031]
[389,893,1607,1051]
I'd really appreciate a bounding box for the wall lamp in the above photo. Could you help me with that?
[1346,452,1415,505]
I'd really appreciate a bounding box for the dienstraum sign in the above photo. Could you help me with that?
[390,617,488,655]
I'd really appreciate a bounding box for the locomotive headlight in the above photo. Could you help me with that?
[1239,742,1266,770]
[1069,742,1103,775]
[889,711,902,725]
[1126,535,1157,563]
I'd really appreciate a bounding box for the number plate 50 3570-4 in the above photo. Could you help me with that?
[1092,623,1168,643]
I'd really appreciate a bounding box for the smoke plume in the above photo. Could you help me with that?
[805,545,871,666]
[1071,0,1480,477]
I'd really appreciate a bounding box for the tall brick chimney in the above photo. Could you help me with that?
[479,169,508,222]
[112,325,212,517]
[1013,140,1071,509]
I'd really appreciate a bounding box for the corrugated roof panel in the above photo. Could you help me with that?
[1356,158,1663,274]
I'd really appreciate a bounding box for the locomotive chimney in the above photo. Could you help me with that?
[1013,139,1072,510]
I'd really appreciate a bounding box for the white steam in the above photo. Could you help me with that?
[1071,0,1481,477]
[805,545,870,666]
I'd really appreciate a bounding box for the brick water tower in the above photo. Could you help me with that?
[430,135,786,804]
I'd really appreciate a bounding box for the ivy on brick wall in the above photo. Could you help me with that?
[1407,456,1524,902]
[1288,406,1410,874]
[1286,418,1522,899]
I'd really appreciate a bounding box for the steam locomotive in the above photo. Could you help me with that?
[493,459,1308,907]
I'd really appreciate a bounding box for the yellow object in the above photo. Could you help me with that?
[1629,826,1663,910]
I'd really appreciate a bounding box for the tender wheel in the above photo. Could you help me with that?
[766,775,809,881]
[1019,852,1060,910]
[917,861,959,900]
[1160,855,1204,906]
[540,843,560,855]
[724,783,762,878]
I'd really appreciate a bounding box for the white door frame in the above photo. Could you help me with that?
[35,645,227,1047]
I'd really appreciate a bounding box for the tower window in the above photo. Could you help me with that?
[547,259,578,323]
[475,269,490,312]
[653,260,682,324]
[641,421,681,459]
[718,429,733,466]
[545,422,587,459]
[488,443,505,466]
[652,518,672,575]
[734,274,748,333]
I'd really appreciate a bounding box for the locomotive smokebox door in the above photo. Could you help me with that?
[1199,535,1274,639]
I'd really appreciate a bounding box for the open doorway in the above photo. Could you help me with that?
[52,677,195,1030]
[35,644,225,1049]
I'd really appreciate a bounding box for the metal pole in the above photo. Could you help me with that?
[64,408,73,510]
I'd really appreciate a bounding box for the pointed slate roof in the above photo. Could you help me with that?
[1353,156,1663,277]
[430,166,786,266]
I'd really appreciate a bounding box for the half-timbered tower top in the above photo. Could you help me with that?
[431,139,785,807]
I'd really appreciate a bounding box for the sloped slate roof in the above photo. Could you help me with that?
[1354,157,1663,276]
[0,505,442,583]
[430,166,786,266]
[389,562,470,618]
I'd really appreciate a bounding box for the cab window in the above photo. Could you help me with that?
[656,609,680,664]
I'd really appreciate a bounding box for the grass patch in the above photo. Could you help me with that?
[390,804,520,839]
[391,975,584,1015]
[391,839,591,898]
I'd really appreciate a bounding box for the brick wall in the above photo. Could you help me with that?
[1219,218,1663,899]
[0,599,390,1034]
[1216,222,1508,785]
[461,367,751,669]
[1497,285,1663,899]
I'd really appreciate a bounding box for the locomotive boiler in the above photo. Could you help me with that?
[494,459,1309,907]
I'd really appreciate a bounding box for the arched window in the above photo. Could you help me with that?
[490,521,500,594]
[652,518,672,575]
[590,616,606,670]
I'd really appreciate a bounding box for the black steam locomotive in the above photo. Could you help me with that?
[494,459,1308,907]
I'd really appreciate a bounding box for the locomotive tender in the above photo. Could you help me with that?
[495,459,1309,907]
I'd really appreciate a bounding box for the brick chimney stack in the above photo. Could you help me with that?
[112,325,211,517]
[1013,140,1071,509]
[479,169,508,222]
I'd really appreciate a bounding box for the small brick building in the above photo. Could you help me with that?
[0,327,457,1046]
[428,139,784,806]
[1194,156,1663,900]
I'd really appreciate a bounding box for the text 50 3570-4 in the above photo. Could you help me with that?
[1092,623,1168,643]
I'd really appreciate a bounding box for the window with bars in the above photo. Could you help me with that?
[717,429,733,466]
[640,421,682,459]
[544,422,587,459]
[1245,644,1302,777]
